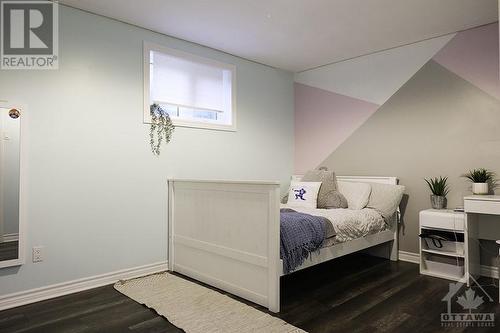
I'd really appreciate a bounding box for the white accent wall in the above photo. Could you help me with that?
[0,6,294,295]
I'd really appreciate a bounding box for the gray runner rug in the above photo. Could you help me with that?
[114,272,306,333]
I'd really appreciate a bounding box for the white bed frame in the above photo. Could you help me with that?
[167,176,399,313]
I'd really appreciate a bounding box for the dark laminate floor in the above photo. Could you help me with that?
[0,241,18,261]
[1,254,499,332]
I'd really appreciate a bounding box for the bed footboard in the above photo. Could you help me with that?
[168,179,281,312]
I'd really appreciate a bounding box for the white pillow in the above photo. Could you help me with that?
[367,183,405,219]
[287,181,322,209]
[337,181,372,210]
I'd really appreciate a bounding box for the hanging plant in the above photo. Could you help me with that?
[149,103,175,156]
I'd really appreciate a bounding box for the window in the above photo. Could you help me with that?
[144,42,236,131]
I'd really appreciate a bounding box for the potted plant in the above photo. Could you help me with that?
[425,176,450,209]
[462,168,495,195]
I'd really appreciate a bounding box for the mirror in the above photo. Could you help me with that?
[0,107,21,265]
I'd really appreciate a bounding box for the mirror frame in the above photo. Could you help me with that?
[0,100,26,268]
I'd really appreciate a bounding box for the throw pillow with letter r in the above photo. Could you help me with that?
[287,181,322,209]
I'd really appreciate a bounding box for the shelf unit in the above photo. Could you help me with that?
[419,209,479,284]
[421,248,465,258]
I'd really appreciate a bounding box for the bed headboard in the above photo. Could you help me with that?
[292,175,398,185]
[293,174,401,224]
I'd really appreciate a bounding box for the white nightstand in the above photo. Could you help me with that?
[419,209,479,285]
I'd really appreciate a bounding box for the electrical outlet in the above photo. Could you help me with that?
[32,246,43,263]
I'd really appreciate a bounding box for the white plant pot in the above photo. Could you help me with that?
[472,183,488,195]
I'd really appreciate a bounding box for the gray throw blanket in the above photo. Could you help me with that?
[280,208,328,274]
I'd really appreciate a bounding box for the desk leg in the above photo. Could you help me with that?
[498,245,500,304]
[465,213,480,287]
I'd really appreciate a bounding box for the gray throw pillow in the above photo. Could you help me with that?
[366,182,405,219]
[281,194,289,204]
[302,170,348,209]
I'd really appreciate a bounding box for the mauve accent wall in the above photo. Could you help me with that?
[294,83,378,173]
[434,23,499,100]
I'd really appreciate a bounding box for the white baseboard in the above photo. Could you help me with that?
[1,233,19,242]
[480,264,499,279]
[0,254,495,312]
[398,250,420,264]
[0,261,168,311]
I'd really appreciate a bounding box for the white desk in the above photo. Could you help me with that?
[464,195,500,241]
[464,195,500,216]
[464,195,500,302]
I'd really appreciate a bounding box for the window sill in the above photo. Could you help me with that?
[143,118,237,132]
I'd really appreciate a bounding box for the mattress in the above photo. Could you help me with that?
[281,205,387,245]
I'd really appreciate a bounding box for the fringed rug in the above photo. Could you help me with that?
[114,272,306,333]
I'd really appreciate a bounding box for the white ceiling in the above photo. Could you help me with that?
[60,0,498,72]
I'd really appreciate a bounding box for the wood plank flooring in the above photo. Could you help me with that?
[1,254,499,332]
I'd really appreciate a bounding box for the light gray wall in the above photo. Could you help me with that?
[0,6,294,294]
[322,61,500,260]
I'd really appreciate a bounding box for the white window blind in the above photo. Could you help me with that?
[145,42,236,131]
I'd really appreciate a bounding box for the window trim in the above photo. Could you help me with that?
[143,41,237,132]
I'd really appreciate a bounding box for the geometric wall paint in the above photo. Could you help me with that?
[434,23,499,101]
[294,22,499,174]
[295,83,379,173]
[294,33,456,105]
[320,60,500,256]
[294,22,500,258]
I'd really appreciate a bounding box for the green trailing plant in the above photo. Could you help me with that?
[462,168,495,183]
[150,103,175,156]
[425,176,450,197]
